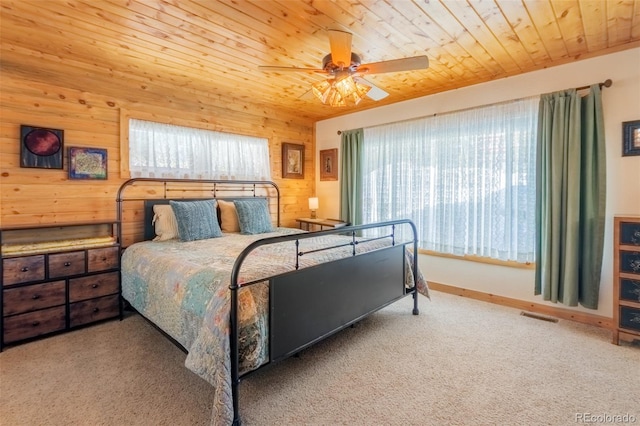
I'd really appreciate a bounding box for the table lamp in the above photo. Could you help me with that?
[308,197,319,218]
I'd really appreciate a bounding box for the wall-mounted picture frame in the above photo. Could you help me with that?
[320,148,338,181]
[282,142,304,179]
[68,147,108,180]
[20,125,64,169]
[622,120,640,156]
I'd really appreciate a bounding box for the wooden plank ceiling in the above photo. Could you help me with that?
[1,0,639,122]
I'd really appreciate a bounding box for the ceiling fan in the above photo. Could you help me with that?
[259,29,429,107]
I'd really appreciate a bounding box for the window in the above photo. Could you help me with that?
[128,119,271,180]
[362,97,538,263]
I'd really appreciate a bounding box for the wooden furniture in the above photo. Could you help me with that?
[613,216,640,345]
[295,217,348,231]
[1,221,121,351]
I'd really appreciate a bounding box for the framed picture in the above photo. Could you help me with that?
[622,120,640,156]
[68,147,108,180]
[20,125,64,169]
[320,148,338,181]
[282,142,304,179]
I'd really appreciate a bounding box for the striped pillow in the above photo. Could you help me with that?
[169,199,222,241]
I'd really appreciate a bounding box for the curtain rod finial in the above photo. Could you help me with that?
[603,79,612,88]
[337,130,342,135]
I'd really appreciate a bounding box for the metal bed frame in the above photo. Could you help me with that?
[116,178,420,425]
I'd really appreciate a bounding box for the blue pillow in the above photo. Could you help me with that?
[234,199,274,234]
[169,199,222,241]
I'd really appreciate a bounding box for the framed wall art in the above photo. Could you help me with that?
[282,142,304,179]
[622,120,640,156]
[320,148,338,181]
[68,147,108,180]
[20,125,64,169]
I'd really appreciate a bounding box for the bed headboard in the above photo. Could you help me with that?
[116,178,280,247]
[141,197,269,241]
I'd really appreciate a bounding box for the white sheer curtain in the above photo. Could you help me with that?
[362,96,538,262]
[128,119,271,180]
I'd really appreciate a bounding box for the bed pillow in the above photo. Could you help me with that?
[234,199,274,235]
[152,204,179,241]
[169,199,223,241]
[218,200,241,233]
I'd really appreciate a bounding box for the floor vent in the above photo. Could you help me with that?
[520,311,559,323]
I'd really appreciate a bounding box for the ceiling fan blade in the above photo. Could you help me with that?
[298,88,315,100]
[259,66,326,74]
[365,84,389,101]
[354,77,389,101]
[359,56,429,75]
[328,29,352,68]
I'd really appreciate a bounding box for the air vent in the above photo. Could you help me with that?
[520,311,559,323]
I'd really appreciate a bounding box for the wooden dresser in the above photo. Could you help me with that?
[1,222,121,350]
[613,216,640,345]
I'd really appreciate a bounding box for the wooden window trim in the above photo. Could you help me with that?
[418,249,535,269]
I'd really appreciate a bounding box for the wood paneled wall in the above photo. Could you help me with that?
[0,56,316,236]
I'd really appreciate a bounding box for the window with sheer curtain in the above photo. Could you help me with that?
[128,119,271,180]
[362,96,539,263]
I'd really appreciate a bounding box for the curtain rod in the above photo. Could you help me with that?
[336,79,613,135]
[576,78,612,91]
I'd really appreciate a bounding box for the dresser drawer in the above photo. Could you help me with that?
[2,255,45,286]
[49,251,85,278]
[87,246,119,272]
[69,294,119,327]
[619,305,640,333]
[620,221,640,246]
[619,278,640,303]
[3,280,66,316]
[69,272,119,302]
[3,305,66,343]
[619,250,640,275]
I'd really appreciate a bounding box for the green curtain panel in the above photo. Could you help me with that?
[339,128,364,225]
[535,85,606,309]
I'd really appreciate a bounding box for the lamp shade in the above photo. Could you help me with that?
[308,197,319,210]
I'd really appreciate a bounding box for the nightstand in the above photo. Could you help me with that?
[295,218,348,231]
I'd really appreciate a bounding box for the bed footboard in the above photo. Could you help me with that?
[229,219,420,425]
[270,244,406,361]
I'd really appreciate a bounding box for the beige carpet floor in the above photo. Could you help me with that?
[1,291,638,426]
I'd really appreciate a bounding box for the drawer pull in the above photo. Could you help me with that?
[93,308,100,313]
[21,267,29,272]
[32,294,40,300]
[101,257,107,261]
[32,321,40,327]
[92,284,99,288]
[64,262,71,267]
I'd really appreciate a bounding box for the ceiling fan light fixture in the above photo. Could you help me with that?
[311,79,332,103]
[334,75,356,97]
[312,75,371,107]
[326,88,346,107]
[346,78,372,105]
